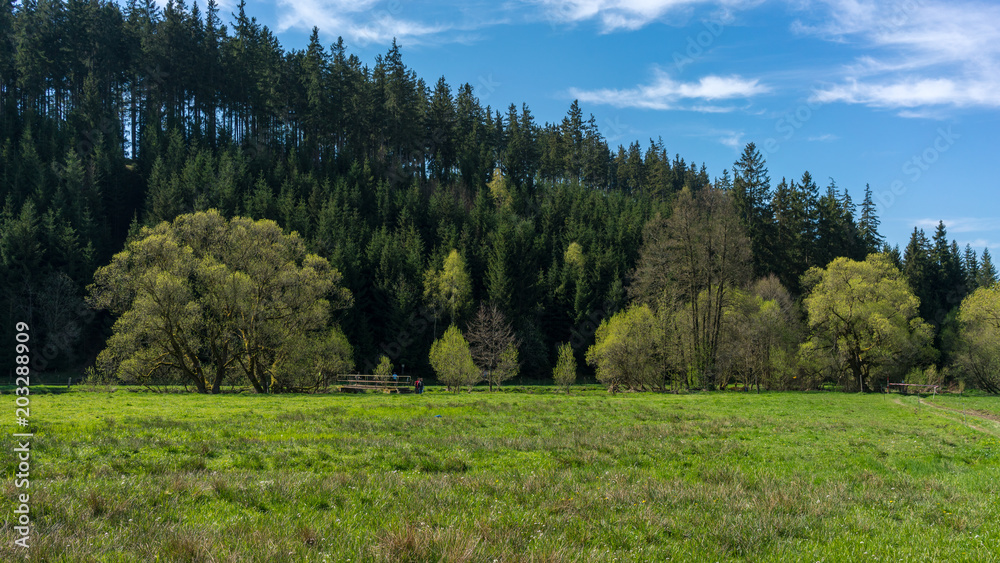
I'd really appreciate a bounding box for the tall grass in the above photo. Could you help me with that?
[1,390,998,561]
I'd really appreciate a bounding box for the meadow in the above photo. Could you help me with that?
[2,387,999,562]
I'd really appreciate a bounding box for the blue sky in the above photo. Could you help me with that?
[228,0,999,253]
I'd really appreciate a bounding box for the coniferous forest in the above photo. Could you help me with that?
[2,0,998,391]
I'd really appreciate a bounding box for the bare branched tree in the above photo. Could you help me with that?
[466,302,521,391]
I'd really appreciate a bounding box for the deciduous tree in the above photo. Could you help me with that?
[88,210,352,393]
[799,254,934,392]
[586,304,663,393]
[467,302,520,391]
[429,324,478,392]
[423,248,471,334]
[631,187,751,389]
[953,284,1000,393]
[553,342,576,391]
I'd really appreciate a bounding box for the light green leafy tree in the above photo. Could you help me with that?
[423,248,472,335]
[553,342,577,391]
[799,254,935,392]
[88,210,353,394]
[492,343,519,390]
[273,328,354,391]
[717,276,801,392]
[953,284,1000,393]
[374,355,393,381]
[586,304,664,393]
[564,242,585,274]
[429,324,479,392]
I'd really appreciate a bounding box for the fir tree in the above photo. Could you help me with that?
[857,184,884,256]
[732,142,773,277]
[979,248,997,288]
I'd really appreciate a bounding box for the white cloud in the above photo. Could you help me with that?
[569,69,769,110]
[274,0,472,45]
[806,133,838,142]
[719,131,744,148]
[811,77,997,108]
[964,239,1000,250]
[529,0,757,32]
[913,218,1000,234]
[802,0,1000,111]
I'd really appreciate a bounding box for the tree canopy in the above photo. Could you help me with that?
[586,304,663,393]
[799,254,935,392]
[87,210,352,393]
[429,324,479,392]
[953,284,1000,394]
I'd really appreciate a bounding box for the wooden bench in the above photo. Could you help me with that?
[337,374,413,394]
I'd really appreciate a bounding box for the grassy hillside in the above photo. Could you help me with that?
[2,390,999,561]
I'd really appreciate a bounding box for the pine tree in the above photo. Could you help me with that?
[903,227,933,322]
[560,100,584,181]
[427,76,457,182]
[616,141,645,194]
[925,221,964,325]
[796,171,821,266]
[979,248,997,288]
[486,220,513,312]
[770,177,806,292]
[732,142,773,277]
[884,243,903,271]
[857,184,883,256]
[963,244,979,290]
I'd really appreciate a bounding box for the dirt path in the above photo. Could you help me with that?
[893,396,1000,436]
[922,399,1000,423]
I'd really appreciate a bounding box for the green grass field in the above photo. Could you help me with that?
[3,388,999,562]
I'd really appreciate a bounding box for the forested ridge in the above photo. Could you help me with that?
[1,0,997,390]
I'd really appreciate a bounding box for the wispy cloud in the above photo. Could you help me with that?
[274,0,492,46]
[528,0,756,32]
[719,131,744,149]
[569,69,769,110]
[965,239,1000,250]
[913,217,1000,234]
[807,133,838,142]
[801,0,1000,111]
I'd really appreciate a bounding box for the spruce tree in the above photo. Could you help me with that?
[732,142,773,277]
[857,184,884,256]
[963,244,979,290]
[903,227,933,322]
[979,248,997,288]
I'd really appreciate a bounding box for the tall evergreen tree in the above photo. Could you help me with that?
[857,183,883,257]
[963,244,979,290]
[903,227,934,322]
[978,248,997,288]
[732,142,773,277]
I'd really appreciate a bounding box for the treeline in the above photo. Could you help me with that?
[0,0,996,390]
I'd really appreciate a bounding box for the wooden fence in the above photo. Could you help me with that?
[336,374,413,393]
